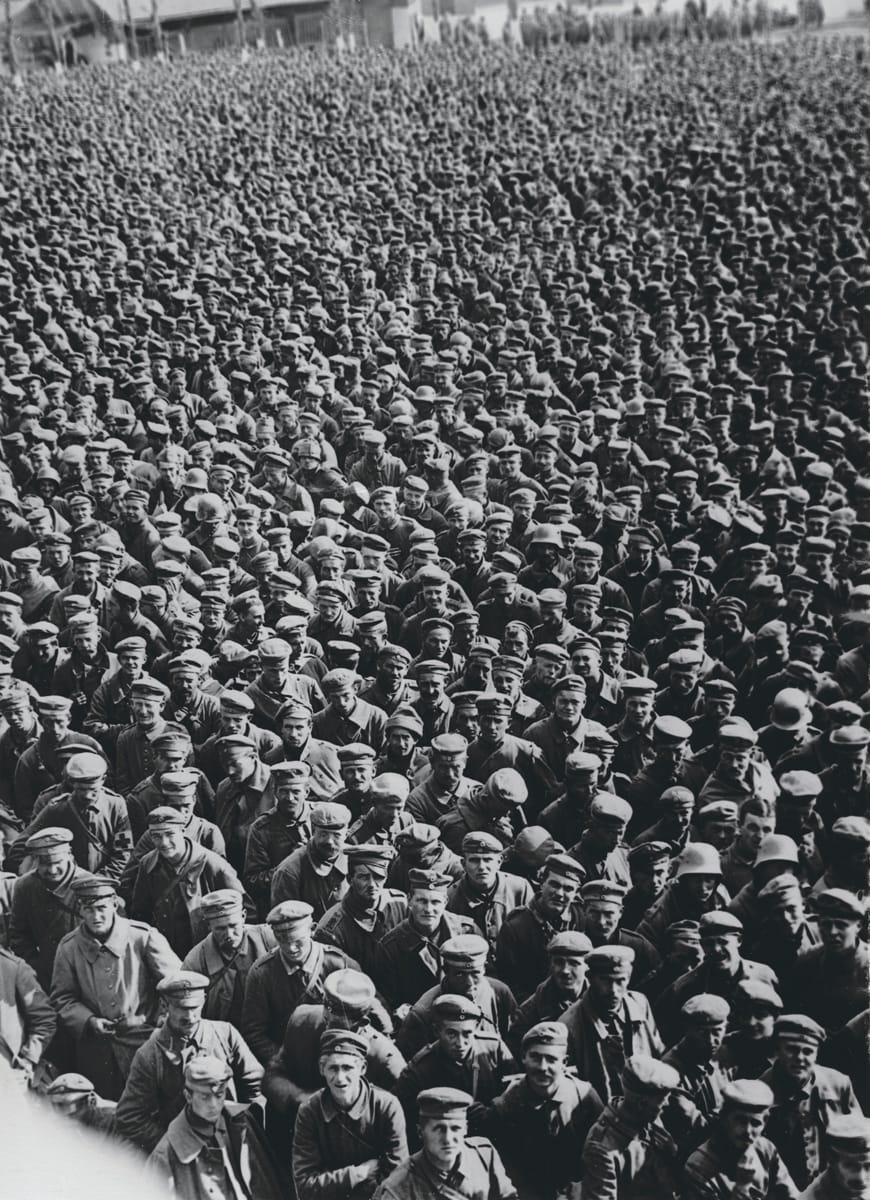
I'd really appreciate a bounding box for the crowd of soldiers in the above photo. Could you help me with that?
[0,25,868,1200]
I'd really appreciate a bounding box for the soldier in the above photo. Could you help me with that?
[196,689,282,787]
[242,899,359,1065]
[0,941,56,1087]
[445,831,534,956]
[570,794,633,888]
[243,760,313,919]
[656,912,779,1045]
[9,750,132,883]
[407,733,479,826]
[580,1055,688,1199]
[388,824,464,895]
[788,889,869,1033]
[124,723,213,840]
[684,1078,799,1200]
[465,693,560,814]
[128,807,246,957]
[559,945,664,1104]
[496,852,585,1003]
[636,843,730,954]
[114,676,173,796]
[270,801,351,919]
[114,969,263,1154]
[488,1021,604,1200]
[762,1014,861,1192]
[577,880,660,988]
[263,698,343,803]
[292,1028,408,1200]
[262,969,406,1168]
[45,1072,117,1136]
[438,768,528,855]
[538,751,603,850]
[373,1086,518,1200]
[311,668,387,754]
[13,696,105,824]
[397,933,518,1061]
[720,979,784,1080]
[348,774,413,847]
[181,889,275,1027]
[376,868,480,1015]
[663,993,731,1120]
[316,843,407,979]
[744,875,821,997]
[395,994,515,1139]
[509,931,592,1050]
[622,842,672,932]
[798,1114,870,1200]
[8,826,93,990]
[51,875,180,1099]
[213,734,273,871]
[149,1054,284,1200]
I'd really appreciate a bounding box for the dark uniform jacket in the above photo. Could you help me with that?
[559,989,664,1104]
[181,923,276,1027]
[129,840,247,958]
[270,844,348,921]
[488,1072,605,1200]
[761,1062,860,1191]
[149,1102,286,1200]
[292,1081,407,1200]
[376,912,481,1010]
[114,1017,263,1154]
[315,890,408,979]
[373,1138,518,1200]
[241,939,359,1064]
[9,862,93,989]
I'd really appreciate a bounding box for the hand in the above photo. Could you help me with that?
[359,1160,381,1183]
[394,1004,411,1024]
[88,1016,117,1037]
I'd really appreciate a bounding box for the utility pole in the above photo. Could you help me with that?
[36,0,61,65]
[151,0,162,54]
[4,0,20,77]
[233,0,245,47]
[122,0,138,60]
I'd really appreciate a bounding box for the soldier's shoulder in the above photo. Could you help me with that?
[249,946,281,971]
[128,919,157,935]
[499,904,534,931]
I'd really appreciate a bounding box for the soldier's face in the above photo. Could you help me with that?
[832,1151,870,1196]
[36,846,73,884]
[210,915,245,954]
[818,916,860,953]
[329,687,357,718]
[720,1107,767,1157]
[273,922,311,963]
[443,961,485,998]
[81,897,117,937]
[408,887,446,932]
[463,851,499,890]
[583,901,621,942]
[350,865,384,908]
[589,971,629,1015]
[313,827,345,862]
[539,873,578,918]
[778,1037,817,1084]
[322,1054,365,1109]
[438,1019,477,1063]
[419,1113,466,1174]
[43,713,70,742]
[167,997,204,1037]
